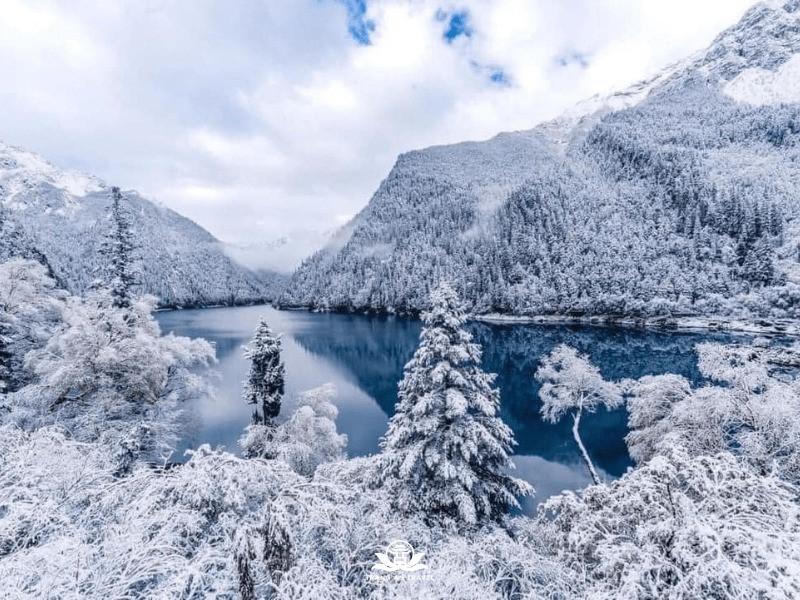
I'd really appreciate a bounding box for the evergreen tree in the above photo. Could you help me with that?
[99,186,137,309]
[234,529,256,600]
[741,237,775,286]
[0,311,12,392]
[243,319,285,425]
[379,283,531,525]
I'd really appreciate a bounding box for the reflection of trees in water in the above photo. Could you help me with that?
[471,324,742,476]
[471,323,736,384]
[291,314,743,478]
[211,334,248,362]
[290,313,421,415]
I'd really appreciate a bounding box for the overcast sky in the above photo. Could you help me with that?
[0,0,758,247]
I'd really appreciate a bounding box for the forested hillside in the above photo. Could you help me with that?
[284,1,800,319]
[0,141,269,307]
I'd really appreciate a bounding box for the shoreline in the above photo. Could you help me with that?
[154,299,271,313]
[472,313,800,337]
[196,302,800,337]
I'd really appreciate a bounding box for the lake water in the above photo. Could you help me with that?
[156,305,742,511]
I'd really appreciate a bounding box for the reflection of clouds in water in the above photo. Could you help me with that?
[158,305,390,458]
[158,305,734,496]
[281,336,389,456]
[511,455,615,515]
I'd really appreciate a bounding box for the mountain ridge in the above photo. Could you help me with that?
[0,140,271,308]
[283,0,800,319]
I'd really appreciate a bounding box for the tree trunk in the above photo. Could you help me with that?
[572,409,600,485]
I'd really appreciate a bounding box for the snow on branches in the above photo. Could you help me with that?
[536,345,622,484]
[625,341,800,485]
[242,318,285,425]
[541,446,800,599]
[3,284,215,468]
[241,383,347,476]
[379,283,531,525]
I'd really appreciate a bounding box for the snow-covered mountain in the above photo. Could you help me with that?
[283,1,800,319]
[0,142,270,307]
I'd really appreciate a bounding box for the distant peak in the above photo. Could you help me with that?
[0,139,105,199]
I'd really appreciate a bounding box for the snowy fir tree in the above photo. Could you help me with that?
[242,318,285,425]
[0,311,11,392]
[98,186,137,309]
[378,283,531,525]
[536,345,622,485]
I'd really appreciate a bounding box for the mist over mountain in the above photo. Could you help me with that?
[0,141,270,307]
[224,229,333,274]
[284,0,800,319]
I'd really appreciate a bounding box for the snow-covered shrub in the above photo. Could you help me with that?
[0,259,65,390]
[541,447,800,599]
[0,425,309,599]
[242,383,348,476]
[624,374,693,464]
[274,383,348,476]
[310,456,575,599]
[4,291,215,464]
[625,342,800,484]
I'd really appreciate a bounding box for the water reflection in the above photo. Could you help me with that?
[156,305,743,507]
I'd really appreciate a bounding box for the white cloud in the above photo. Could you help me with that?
[0,0,759,254]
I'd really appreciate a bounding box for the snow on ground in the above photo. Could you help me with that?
[724,53,800,105]
[0,140,104,199]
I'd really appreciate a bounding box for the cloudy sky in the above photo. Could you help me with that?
[0,0,758,252]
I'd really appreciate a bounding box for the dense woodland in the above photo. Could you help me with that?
[285,81,800,318]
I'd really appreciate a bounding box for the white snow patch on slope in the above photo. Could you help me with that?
[559,55,695,126]
[724,53,800,105]
[0,141,104,199]
[53,171,104,197]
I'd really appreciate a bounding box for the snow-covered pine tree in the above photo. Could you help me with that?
[98,186,137,309]
[536,345,622,485]
[378,283,531,525]
[234,529,257,600]
[741,237,776,286]
[0,310,12,392]
[243,319,285,426]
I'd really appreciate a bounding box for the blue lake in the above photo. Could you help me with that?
[156,305,743,510]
